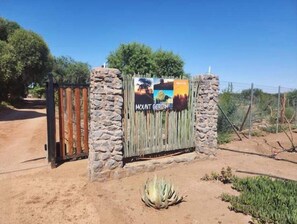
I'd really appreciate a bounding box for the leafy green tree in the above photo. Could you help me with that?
[0,40,23,100]
[8,29,52,85]
[0,18,52,101]
[107,42,155,75]
[0,40,22,82]
[107,43,186,77]
[0,17,20,41]
[153,50,185,77]
[52,56,90,84]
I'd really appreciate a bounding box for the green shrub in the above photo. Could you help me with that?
[221,176,297,224]
[218,132,232,144]
[28,85,45,98]
[285,107,295,121]
[218,91,237,133]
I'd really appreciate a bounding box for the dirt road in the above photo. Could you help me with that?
[0,99,48,174]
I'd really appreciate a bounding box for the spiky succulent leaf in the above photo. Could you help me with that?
[141,175,184,209]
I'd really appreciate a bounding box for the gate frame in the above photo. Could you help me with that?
[45,74,90,168]
[46,73,56,168]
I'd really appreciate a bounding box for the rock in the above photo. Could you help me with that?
[105,159,118,170]
[93,160,104,172]
[114,155,123,162]
[101,152,111,161]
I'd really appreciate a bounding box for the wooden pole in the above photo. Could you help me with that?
[82,88,89,153]
[248,83,254,139]
[75,88,82,155]
[46,73,56,167]
[276,86,281,133]
[58,88,65,160]
[239,105,251,131]
[66,88,73,155]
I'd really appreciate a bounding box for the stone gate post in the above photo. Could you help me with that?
[88,67,124,181]
[194,75,219,155]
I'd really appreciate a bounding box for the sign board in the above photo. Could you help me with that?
[134,78,189,111]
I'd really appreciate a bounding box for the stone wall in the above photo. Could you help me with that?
[194,75,219,155]
[88,67,124,181]
[88,68,219,181]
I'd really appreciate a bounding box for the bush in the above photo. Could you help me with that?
[218,132,232,144]
[221,176,297,224]
[218,91,237,133]
[28,85,45,98]
[285,107,295,122]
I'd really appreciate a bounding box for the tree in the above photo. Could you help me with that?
[52,56,90,84]
[107,42,155,75]
[0,17,52,101]
[107,42,186,77]
[153,50,185,77]
[8,29,52,85]
[0,17,20,41]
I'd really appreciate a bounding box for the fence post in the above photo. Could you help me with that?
[295,99,297,127]
[46,73,56,168]
[194,74,219,154]
[276,86,281,133]
[248,83,254,139]
[88,68,124,181]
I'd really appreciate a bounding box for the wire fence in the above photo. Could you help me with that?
[218,81,297,143]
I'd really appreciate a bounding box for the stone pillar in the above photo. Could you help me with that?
[194,75,219,155]
[88,67,124,181]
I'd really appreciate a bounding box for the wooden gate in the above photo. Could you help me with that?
[46,74,89,167]
[123,76,197,158]
[57,84,89,160]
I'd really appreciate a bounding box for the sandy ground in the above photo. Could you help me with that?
[0,99,48,174]
[0,100,297,224]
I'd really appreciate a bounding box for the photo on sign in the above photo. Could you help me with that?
[153,78,174,90]
[153,78,174,110]
[173,80,189,111]
[134,78,154,110]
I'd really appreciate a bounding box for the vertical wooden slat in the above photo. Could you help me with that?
[58,88,65,160]
[83,88,89,153]
[75,88,82,155]
[146,111,149,151]
[66,88,73,155]
[160,111,163,151]
[130,77,134,157]
[124,77,128,157]
[148,111,152,153]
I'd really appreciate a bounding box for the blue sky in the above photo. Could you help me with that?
[1,0,296,88]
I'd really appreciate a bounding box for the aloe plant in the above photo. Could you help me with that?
[141,176,184,209]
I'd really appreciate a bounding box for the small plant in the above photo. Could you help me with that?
[218,132,232,144]
[220,166,236,184]
[201,166,236,184]
[221,176,297,223]
[141,175,184,209]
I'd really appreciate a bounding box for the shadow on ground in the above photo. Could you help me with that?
[12,99,46,110]
[0,108,45,121]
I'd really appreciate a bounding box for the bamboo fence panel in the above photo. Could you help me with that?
[123,76,197,158]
